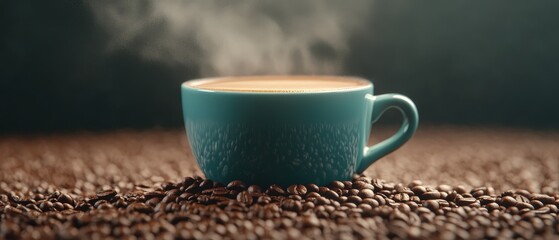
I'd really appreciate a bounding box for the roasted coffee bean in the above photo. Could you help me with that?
[56,193,74,205]
[348,189,359,196]
[423,200,439,210]
[281,199,302,212]
[501,196,517,207]
[532,194,555,204]
[182,177,196,187]
[323,190,339,200]
[287,185,307,195]
[161,194,177,204]
[127,203,153,214]
[546,204,558,213]
[288,195,302,201]
[515,195,530,204]
[96,190,117,200]
[314,196,330,205]
[394,193,410,202]
[247,185,262,194]
[347,196,362,204]
[516,202,534,210]
[145,197,161,207]
[144,191,165,200]
[39,200,54,211]
[306,192,321,198]
[486,202,500,210]
[184,184,199,194]
[342,181,353,189]
[267,185,286,196]
[236,191,253,205]
[306,184,320,193]
[257,196,271,204]
[362,198,379,207]
[1,155,558,240]
[421,191,441,200]
[457,197,477,206]
[436,184,453,193]
[0,194,9,203]
[329,181,345,190]
[530,200,544,209]
[412,186,427,195]
[226,180,246,191]
[353,181,374,190]
[160,182,176,191]
[358,189,375,199]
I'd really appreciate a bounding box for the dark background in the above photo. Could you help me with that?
[1,1,558,134]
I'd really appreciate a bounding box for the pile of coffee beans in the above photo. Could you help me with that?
[1,176,557,239]
[0,128,558,239]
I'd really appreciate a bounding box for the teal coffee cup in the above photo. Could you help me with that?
[181,76,418,186]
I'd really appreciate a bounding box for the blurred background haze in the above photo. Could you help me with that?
[1,0,558,134]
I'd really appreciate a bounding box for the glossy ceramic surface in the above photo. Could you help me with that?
[181,76,418,186]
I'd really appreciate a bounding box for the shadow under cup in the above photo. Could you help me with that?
[181,76,418,186]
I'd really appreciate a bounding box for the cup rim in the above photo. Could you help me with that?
[181,75,372,94]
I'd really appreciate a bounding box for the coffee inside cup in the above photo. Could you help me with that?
[188,76,370,93]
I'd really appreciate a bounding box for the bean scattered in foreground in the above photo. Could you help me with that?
[0,175,558,239]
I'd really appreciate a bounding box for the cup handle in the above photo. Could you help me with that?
[356,93,419,173]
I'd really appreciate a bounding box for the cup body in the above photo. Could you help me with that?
[181,77,373,186]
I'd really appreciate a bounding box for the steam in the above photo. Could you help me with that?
[88,0,371,76]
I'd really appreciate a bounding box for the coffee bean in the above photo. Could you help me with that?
[347,196,362,204]
[531,194,555,204]
[56,193,74,205]
[39,201,54,211]
[127,203,153,214]
[533,206,550,214]
[516,202,534,210]
[247,185,262,194]
[160,182,176,191]
[353,181,374,190]
[306,184,320,193]
[257,196,271,204]
[362,198,379,207]
[501,196,517,207]
[314,196,330,206]
[342,181,353,189]
[161,194,177,204]
[145,197,161,207]
[530,200,544,209]
[546,204,558,213]
[199,180,215,190]
[407,180,422,188]
[486,202,500,210]
[358,189,375,199]
[2,151,558,240]
[266,184,286,196]
[281,199,302,212]
[306,192,321,198]
[226,180,246,191]
[288,195,302,201]
[236,191,253,205]
[412,186,427,195]
[184,184,199,194]
[96,190,117,200]
[374,195,386,205]
[422,191,442,200]
[394,193,410,202]
[457,197,477,206]
[515,195,530,204]
[323,190,339,200]
[436,184,453,193]
[287,185,307,195]
[329,181,345,190]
